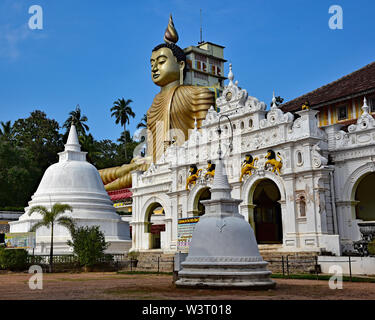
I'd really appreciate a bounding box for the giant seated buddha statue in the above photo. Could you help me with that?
[99,15,215,191]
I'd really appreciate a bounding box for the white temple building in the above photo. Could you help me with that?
[10,125,131,254]
[129,63,375,257]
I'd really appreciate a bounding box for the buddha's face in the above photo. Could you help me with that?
[150,47,184,87]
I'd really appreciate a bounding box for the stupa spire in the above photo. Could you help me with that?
[65,124,81,152]
[210,159,231,201]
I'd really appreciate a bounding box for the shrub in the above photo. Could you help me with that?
[368,239,375,256]
[127,251,139,260]
[67,225,108,267]
[0,247,29,271]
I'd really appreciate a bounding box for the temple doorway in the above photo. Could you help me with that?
[194,187,211,216]
[145,202,165,249]
[253,179,283,244]
[355,172,375,221]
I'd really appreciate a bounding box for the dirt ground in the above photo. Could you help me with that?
[0,272,374,300]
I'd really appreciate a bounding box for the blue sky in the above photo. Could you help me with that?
[1,0,374,142]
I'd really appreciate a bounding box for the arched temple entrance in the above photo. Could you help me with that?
[253,179,283,244]
[193,187,211,216]
[145,202,165,249]
[355,172,375,221]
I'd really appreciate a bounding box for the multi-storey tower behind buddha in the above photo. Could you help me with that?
[184,42,227,99]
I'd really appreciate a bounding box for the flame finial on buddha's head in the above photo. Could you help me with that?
[164,14,179,44]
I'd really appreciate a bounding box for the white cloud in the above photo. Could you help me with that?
[0,23,32,59]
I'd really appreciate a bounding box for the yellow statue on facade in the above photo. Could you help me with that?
[239,154,258,182]
[204,160,215,179]
[301,101,310,110]
[185,164,202,190]
[264,150,283,175]
[99,15,215,191]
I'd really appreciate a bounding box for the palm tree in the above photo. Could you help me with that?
[29,203,75,272]
[79,133,100,164]
[117,130,131,144]
[110,98,135,161]
[63,105,89,136]
[136,114,147,129]
[0,121,12,140]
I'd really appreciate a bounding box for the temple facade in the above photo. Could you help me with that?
[129,62,375,256]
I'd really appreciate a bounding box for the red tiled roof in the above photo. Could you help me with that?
[107,188,132,201]
[281,61,375,112]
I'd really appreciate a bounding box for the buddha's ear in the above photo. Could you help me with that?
[179,60,185,70]
[179,61,185,85]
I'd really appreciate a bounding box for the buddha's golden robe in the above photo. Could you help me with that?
[99,85,214,191]
[147,85,214,162]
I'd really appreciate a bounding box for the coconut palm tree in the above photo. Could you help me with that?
[29,203,75,272]
[79,133,100,164]
[110,98,135,161]
[0,121,12,140]
[63,105,89,136]
[136,114,147,129]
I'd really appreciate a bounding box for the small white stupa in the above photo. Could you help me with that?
[10,125,131,254]
[176,158,275,289]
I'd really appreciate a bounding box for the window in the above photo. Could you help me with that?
[202,62,207,72]
[297,151,303,165]
[210,64,216,74]
[249,119,253,128]
[299,196,306,218]
[337,105,348,121]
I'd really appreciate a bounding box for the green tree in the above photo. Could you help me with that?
[79,133,99,164]
[91,139,120,169]
[67,225,109,269]
[63,105,89,136]
[29,203,75,272]
[12,110,63,173]
[110,98,135,162]
[0,141,38,207]
[136,114,147,129]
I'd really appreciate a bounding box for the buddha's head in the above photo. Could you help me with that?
[151,15,186,87]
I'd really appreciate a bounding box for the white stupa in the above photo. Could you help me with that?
[176,158,275,289]
[9,125,131,254]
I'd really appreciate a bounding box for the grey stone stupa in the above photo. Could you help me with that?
[176,158,275,289]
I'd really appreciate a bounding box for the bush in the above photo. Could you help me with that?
[0,247,29,271]
[67,225,109,268]
[127,251,139,260]
[368,239,375,256]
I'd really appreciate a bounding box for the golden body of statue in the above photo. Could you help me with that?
[99,15,214,191]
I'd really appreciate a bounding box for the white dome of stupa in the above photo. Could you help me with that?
[10,125,131,254]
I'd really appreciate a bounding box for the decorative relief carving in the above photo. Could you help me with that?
[312,143,328,168]
[335,98,375,150]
